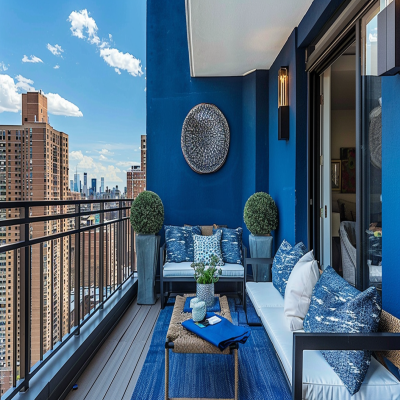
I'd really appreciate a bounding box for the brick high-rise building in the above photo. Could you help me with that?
[127,135,146,199]
[0,92,70,395]
[141,134,146,173]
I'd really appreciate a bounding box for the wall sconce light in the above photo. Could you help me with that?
[278,67,289,140]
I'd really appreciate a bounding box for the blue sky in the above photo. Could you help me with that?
[0,0,146,190]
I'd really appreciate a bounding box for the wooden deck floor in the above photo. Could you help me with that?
[65,298,161,400]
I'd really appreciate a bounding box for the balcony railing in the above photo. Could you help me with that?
[0,199,135,399]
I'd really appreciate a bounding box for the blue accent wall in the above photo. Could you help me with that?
[268,30,309,250]
[382,76,400,319]
[147,0,269,246]
[241,70,269,245]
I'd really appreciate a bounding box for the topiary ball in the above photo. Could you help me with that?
[130,191,164,234]
[244,192,278,235]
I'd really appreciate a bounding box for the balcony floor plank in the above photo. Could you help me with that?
[65,301,143,400]
[65,298,160,400]
[104,303,160,399]
[120,317,156,400]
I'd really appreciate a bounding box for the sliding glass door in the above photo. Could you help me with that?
[360,2,383,292]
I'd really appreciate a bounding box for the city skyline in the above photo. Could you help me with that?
[0,1,146,189]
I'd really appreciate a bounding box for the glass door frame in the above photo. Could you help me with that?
[307,0,381,290]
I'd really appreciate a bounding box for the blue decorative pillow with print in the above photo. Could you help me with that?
[303,266,382,395]
[212,227,243,264]
[193,230,224,266]
[164,225,201,263]
[272,240,307,297]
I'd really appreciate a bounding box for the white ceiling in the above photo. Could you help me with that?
[186,0,314,77]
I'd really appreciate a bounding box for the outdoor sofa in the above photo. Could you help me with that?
[246,278,400,400]
[159,225,248,309]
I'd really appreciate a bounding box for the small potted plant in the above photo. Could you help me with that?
[191,255,222,308]
[244,192,278,282]
[130,191,164,305]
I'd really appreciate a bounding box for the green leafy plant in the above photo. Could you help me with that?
[130,191,164,234]
[244,192,278,235]
[191,255,222,284]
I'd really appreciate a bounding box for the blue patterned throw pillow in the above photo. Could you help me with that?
[272,240,307,297]
[303,266,382,395]
[193,230,224,266]
[212,227,243,264]
[164,225,201,263]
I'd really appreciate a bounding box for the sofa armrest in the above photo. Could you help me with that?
[292,332,400,400]
[160,243,166,271]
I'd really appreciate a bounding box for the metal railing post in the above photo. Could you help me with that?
[39,243,44,360]
[74,204,80,335]
[20,205,31,391]
[12,249,18,388]
[99,203,104,308]
[118,201,122,289]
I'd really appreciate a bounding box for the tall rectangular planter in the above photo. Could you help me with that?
[136,234,160,304]
[249,234,273,282]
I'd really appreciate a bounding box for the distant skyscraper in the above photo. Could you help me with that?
[70,180,74,192]
[74,172,80,192]
[83,172,88,197]
[101,177,104,193]
[91,178,97,194]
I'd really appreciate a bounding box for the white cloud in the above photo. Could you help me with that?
[22,55,43,63]
[0,62,8,71]
[99,154,107,161]
[68,9,143,77]
[15,75,35,92]
[68,9,101,45]
[47,43,64,56]
[100,48,143,77]
[45,93,83,117]
[0,74,22,113]
[54,65,60,69]
[0,74,83,117]
[116,160,140,169]
[99,149,113,155]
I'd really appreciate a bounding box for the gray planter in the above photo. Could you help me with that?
[249,234,273,282]
[196,282,215,308]
[136,234,160,305]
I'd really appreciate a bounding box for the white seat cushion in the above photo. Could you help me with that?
[246,282,284,314]
[163,262,244,278]
[259,306,400,400]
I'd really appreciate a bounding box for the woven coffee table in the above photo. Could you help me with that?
[165,294,239,400]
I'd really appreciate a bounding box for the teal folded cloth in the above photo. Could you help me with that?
[181,312,251,351]
[183,296,221,313]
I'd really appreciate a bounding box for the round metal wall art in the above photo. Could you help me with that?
[181,103,230,174]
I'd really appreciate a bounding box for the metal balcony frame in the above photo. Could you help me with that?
[0,199,135,400]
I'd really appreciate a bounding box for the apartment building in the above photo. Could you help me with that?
[0,92,70,395]
[126,135,146,199]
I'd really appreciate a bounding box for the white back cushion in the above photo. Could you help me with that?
[284,250,319,331]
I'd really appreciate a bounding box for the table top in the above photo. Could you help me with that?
[166,294,233,354]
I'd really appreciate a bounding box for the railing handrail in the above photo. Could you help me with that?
[0,198,134,207]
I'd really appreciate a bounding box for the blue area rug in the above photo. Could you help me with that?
[131,296,291,399]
